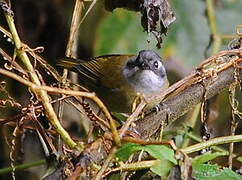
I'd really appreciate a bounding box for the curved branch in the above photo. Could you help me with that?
[79,50,242,165]
[135,56,242,138]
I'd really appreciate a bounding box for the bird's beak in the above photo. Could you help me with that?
[138,59,150,70]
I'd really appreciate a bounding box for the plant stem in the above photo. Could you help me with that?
[0,160,46,174]
[181,134,242,154]
[205,0,221,54]
[4,12,80,150]
[187,133,242,163]
[95,147,117,180]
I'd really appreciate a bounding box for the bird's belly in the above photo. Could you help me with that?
[97,87,136,113]
[130,70,165,94]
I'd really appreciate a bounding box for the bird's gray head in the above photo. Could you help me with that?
[123,50,168,94]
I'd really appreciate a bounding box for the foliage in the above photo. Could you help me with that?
[193,164,242,180]
[0,0,242,179]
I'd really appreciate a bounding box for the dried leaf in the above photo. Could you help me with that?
[104,0,176,48]
[140,0,176,48]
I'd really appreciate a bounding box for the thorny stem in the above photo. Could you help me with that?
[3,9,80,150]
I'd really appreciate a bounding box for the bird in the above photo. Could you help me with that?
[58,50,169,113]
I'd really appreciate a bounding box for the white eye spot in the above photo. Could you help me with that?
[154,61,160,69]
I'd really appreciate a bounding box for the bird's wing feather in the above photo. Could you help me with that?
[58,55,135,89]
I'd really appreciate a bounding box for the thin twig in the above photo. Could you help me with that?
[95,147,117,180]
[228,85,235,168]
[0,160,46,174]
[104,160,160,177]
[0,26,62,81]
[65,98,110,129]
[65,0,83,58]
[0,68,120,145]
[63,0,83,79]
[0,48,26,75]
[119,99,147,138]
[205,0,221,54]
[2,6,79,150]
[58,0,83,154]
[181,134,242,154]
[228,83,239,168]
[79,0,98,27]
[186,133,242,163]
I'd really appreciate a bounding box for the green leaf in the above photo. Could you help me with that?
[174,134,185,147]
[193,164,242,180]
[116,144,177,177]
[150,159,174,177]
[192,152,227,166]
[143,145,177,164]
[116,144,177,164]
[115,143,142,161]
[112,112,128,123]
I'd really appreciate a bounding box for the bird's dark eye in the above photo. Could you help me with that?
[141,62,146,68]
[154,61,159,69]
[127,61,136,68]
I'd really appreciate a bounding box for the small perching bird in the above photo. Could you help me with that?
[58,50,169,113]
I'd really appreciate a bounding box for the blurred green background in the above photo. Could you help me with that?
[94,0,241,67]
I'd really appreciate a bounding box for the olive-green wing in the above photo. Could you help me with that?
[97,55,135,89]
[58,55,134,89]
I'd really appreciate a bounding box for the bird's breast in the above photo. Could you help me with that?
[128,70,167,94]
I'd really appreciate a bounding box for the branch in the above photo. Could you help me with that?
[0,160,46,174]
[135,55,242,138]
[78,49,242,165]
[181,134,242,154]
[65,0,83,58]
[0,68,116,143]
[0,2,80,150]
